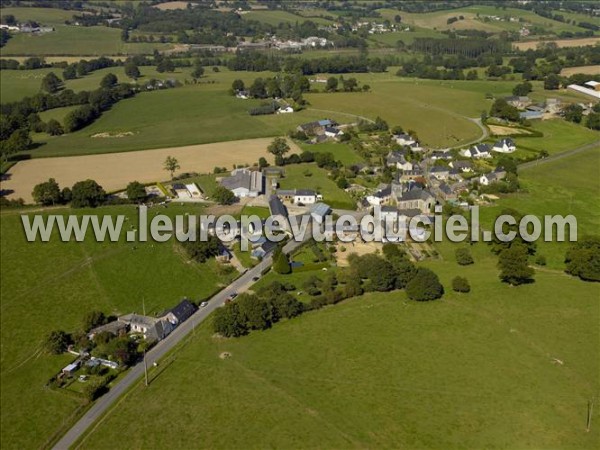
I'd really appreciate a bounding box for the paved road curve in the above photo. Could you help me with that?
[53,238,307,450]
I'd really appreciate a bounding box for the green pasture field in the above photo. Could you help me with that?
[479,146,600,269]
[277,162,355,210]
[0,204,236,450]
[2,67,595,158]
[0,6,173,57]
[242,9,332,26]
[38,105,80,123]
[306,77,493,148]
[368,28,446,47]
[0,7,76,25]
[377,5,589,36]
[299,142,365,166]
[72,237,599,449]
[25,88,349,157]
[513,120,600,155]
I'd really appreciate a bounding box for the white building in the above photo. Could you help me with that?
[492,138,516,153]
[294,189,318,205]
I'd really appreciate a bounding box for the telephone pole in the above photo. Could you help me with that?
[143,350,149,387]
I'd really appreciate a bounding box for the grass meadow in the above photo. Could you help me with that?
[0,204,235,450]
[299,142,365,166]
[2,67,595,157]
[72,237,599,449]
[0,7,172,56]
[479,146,600,269]
[278,162,355,209]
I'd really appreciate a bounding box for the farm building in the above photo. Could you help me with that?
[62,361,80,376]
[268,194,288,218]
[310,203,332,224]
[220,169,264,198]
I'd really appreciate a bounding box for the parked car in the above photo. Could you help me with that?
[252,276,259,281]
[200,301,208,307]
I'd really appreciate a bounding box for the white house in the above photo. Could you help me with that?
[393,133,417,146]
[479,170,507,186]
[492,138,516,153]
[450,160,473,172]
[460,143,492,159]
[365,185,392,206]
[324,126,343,138]
[429,166,450,181]
[294,189,318,205]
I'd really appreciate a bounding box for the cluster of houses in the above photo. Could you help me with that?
[459,138,516,158]
[60,299,197,378]
[0,23,54,33]
[297,119,344,143]
[503,95,562,120]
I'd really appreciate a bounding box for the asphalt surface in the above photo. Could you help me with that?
[52,237,307,450]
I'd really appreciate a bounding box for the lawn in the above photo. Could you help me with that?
[0,204,236,450]
[243,9,331,26]
[3,69,555,156]
[0,7,77,25]
[299,142,365,166]
[479,146,600,269]
[24,79,351,157]
[378,5,588,36]
[72,237,599,449]
[1,20,172,56]
[278,163,355,210]
[513,120,600,155]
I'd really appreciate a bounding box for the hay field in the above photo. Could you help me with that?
[153,1,190,10]
[2,138,295,202]
[514,37,600,50]
[560,65,600,76]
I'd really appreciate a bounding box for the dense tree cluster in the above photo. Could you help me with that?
[181,235,221,263]
[410,37,510,58]
[227,52,391,75]
[498,244,535,286]
[213,282,304,337]
[565,236,600,282]
[348,244,443,301]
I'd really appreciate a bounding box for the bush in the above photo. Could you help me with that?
[43,330,71,355]
[455,247,474,265]
[406,268,444,301]
[452,276,471,293]
[273,251,291,274]
[535,255,547,266]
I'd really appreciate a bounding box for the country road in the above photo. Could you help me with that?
[52,236,308,450]
[518,140,600,170]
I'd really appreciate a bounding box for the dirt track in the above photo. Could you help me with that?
[2,138,296,203]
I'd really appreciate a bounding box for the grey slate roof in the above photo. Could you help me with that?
[170,299,196,323]
[269,194,288,217]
